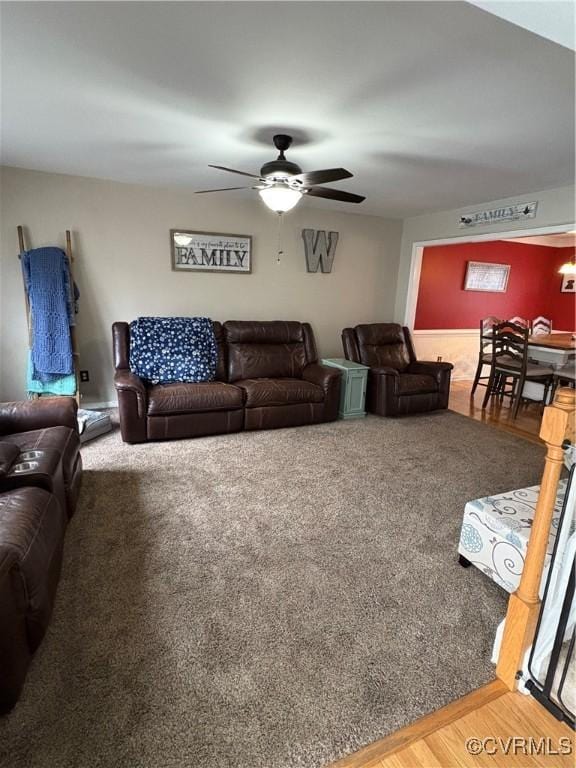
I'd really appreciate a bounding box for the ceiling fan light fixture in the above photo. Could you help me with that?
[258,184,302,213]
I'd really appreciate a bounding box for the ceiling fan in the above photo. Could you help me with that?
[196,134,366,213]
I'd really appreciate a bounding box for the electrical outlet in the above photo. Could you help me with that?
[80,370,90,383]
[437,356,443,362]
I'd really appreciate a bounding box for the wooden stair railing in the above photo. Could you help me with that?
[496,386,576,689]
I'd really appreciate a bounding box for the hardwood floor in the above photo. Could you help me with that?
[331,682,575,768]
[449,379,544,444]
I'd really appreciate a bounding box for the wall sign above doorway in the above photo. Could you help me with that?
[458,201,538,228]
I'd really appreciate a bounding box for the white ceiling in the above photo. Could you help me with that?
[504,232,576,248]
[1,1,574,218]
[469,1,575,50]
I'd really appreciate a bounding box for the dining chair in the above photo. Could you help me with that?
[508,316,530,329]
[481,321,555,419]
[471,316,501,395]
[531,316,552,336]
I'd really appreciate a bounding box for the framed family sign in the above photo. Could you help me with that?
[171,230,252,273]
[464,261,510,292]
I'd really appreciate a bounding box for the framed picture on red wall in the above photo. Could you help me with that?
[464,261,510,292]
[561,274,576,293]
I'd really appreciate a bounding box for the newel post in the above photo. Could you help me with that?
[496,387,576,689]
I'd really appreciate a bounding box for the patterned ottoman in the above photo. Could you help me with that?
[458,480,567,593]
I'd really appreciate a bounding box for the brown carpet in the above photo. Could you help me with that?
[0,411,544,768]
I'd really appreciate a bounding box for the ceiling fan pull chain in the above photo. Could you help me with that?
[276,213,284,264]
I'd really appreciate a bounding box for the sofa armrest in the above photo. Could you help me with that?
[0,398,78,437]
[114,371,147,442]
[303,364,341,422]
[114,371,146,416]
[302,363,342,392]
[114,370,145,394]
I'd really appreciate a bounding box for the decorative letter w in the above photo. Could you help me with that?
[302,229,339,273]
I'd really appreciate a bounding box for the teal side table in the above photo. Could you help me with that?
[321,358,369,419]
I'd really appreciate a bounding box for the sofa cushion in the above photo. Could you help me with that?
[397,373,438,395]
[147,381,243,416]
[236,378,324,408]
[225,321,308,381]
[225,321,305,345]
[355,323,411,371]
[129,316,218,384]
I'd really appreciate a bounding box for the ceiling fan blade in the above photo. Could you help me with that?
[208,164,261,179]
[305,186,366,204]
[195,186,253,194]
[291,168,353,186]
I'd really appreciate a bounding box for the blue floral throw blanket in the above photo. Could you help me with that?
[129,317,217,384]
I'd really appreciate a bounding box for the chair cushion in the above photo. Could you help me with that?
[147,381,243,415]
[397,373,438,395]
[495,359,554,377]
[355,324,411,370]
[236,378,324,408]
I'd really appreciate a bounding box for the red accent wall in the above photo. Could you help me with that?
[414,241,575,331]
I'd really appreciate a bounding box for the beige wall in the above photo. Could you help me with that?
[0,167,402,405]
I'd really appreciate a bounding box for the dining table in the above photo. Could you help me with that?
[523,333,575,403]
[528,333,576,368]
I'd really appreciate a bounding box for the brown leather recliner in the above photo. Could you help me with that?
[113,320,341,442]
[342,323,453,416]
[0,397,81,712]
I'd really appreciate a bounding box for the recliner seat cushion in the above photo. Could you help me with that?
[236,378,324,408]
[147,381,243,415]
[355,323,411,370]
[397,373,438,395]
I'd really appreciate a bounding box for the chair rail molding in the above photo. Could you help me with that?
[412,329,478,380]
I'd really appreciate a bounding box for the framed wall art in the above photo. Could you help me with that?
[170,230,252,273]
[561,274,576,293]
[464,261,510,292]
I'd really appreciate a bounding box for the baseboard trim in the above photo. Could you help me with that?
[329,679,508,768]
[80,399,117,410]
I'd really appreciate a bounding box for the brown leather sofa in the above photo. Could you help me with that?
[113,320,341,443]
[0,397,82,712]
[342,323,453,416]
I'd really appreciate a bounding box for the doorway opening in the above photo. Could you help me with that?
[406,227,576,441]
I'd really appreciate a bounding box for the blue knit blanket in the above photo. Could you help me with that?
[129,317,217,384]
[22,247,75,383]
